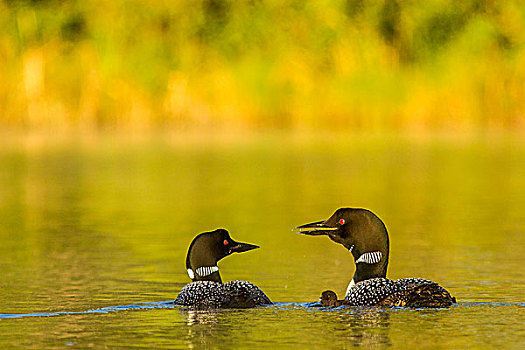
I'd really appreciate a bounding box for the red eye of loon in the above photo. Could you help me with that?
[223,240,228,245]
[339,219,345,225]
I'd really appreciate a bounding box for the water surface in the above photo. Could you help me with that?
[0,134,524,348]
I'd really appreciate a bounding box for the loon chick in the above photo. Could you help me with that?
[174,229,271,308]
[320,290,344,307]
[296,208,456,308]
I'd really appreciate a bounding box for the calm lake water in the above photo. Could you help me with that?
[0,134,524,348]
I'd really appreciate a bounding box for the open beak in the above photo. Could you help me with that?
[294,220,338,236]
[229,241,259,254]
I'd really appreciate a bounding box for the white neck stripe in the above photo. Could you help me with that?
[355,251,382,264]
[195,266,219,277]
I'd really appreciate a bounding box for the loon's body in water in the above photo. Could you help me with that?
[296,208,456,308]
[174,229,271,308]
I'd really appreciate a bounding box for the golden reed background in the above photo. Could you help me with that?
[1,0,524,133]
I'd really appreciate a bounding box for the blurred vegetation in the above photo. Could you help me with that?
[0,0,524,133]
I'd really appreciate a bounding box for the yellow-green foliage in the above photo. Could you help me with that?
[1,0,524,132]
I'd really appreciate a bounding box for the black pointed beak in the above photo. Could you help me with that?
[229,241,259,254]
[294,220,338,235]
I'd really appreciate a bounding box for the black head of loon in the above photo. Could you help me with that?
[185,229,259,283]
[295,208,389,285]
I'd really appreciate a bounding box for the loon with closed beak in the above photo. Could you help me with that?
[175,229,272,308]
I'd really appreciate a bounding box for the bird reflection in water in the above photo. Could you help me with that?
[178,304,391,348]
[337,310,391,347]
[183,309,222,326]
[179,308,234,348]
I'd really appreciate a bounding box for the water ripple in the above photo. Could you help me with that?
[1,301,523,319]
[0,301,176,319]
